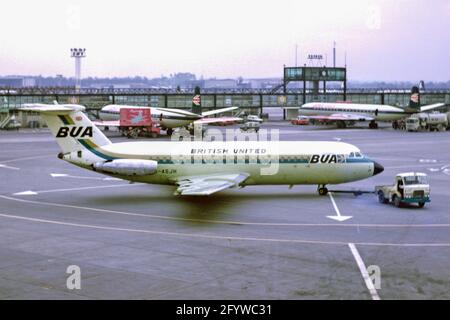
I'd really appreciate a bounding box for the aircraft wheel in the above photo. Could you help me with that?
[130,132,138,139]
[393,195,402,207]
[418,202,425,208]
[166,128,173,136]
[337,121,346,129]
[318,187,328,196]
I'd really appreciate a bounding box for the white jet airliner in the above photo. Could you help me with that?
[299,86,445,129]
[97,88,240,135]
[97,104,240,135]
[20,104,384,196]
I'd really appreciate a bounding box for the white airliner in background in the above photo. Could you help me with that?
[299,86,445,129]
[97,104,240,135]
[20,103,384,196]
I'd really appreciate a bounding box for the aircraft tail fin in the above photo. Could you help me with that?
[191,86,202,115]
[408,86,420,109]
[20,104,111,154]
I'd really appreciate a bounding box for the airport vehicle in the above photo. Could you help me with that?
[291,116,309,125]
[405,113,448,132]
[118,108,161,139]
[240,121,260,132]
[375,173,430,208]
[392,119,406,130]
[245,115,263,123]
[97,88,240,135]
[298,86,444,129]
[20,104,384,196]
[447,112,450,129]
[0,114,21,130]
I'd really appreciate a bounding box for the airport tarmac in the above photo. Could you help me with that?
[1,123,450,299]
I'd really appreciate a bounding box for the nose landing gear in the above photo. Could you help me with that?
[318,185,328,196]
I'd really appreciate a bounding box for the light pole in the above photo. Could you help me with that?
[70,48,86,91]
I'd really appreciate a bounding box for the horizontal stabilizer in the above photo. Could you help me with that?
[420,103,445,112]
[19,103,86,113]
[194,116,242,125]
[93,120,121,127]
[201,107,238,117]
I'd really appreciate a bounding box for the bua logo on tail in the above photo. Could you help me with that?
[56,126,93,138]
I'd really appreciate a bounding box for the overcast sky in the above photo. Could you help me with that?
[0,0,449,81]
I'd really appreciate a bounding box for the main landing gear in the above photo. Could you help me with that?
[318,185,328,196]
[166,128,174,136]
[369,121,378,129]
[337,121,347,129]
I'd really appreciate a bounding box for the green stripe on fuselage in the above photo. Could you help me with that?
[78,139,117,160]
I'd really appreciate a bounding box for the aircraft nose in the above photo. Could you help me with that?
[373,161,384,176]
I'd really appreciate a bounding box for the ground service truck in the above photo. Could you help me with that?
[405,112,448,132]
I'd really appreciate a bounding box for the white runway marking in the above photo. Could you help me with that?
[0,211,449,247]
[385,163,441,170]
[281,129,370,134]
[12,183,140,196]
[13,191,38,196]
[327,192,352,222]
[0,164,20,170]
[374,157,425,162]
[1,194,450,229]
[348,243,381,300]
[0,154,53,164]
[419,159,437,163]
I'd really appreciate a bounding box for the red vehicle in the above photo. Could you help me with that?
[119,108,161,138]
[291,116,310,125]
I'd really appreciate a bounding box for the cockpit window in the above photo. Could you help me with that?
[348,152,364,158]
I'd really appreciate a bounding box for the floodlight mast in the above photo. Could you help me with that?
[70,48,86,91]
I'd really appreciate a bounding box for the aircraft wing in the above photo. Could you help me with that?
[420,103,445,112]
[201,107,238,117]
[173,172,249,196]
[306,113,374,122]
[194,116,242,125]
[92,120,121,127]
